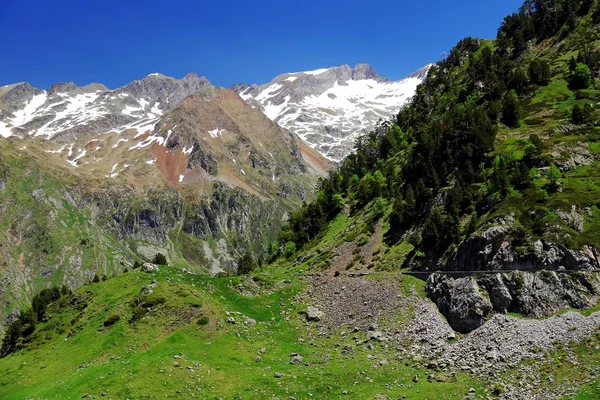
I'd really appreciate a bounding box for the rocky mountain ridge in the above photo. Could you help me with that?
[235,63,431,161]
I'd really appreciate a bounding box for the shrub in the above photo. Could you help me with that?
[572,104,594,125]
[283,241,297,258]
[92,274,101,283]
[237,252,257,275]
[152,253,167,265]
[139,295,166,308]
[103,314,120,327]
[197,316,210,326]
[545,164,562,193]
[372,197,388,219]
[129,307,147,323]
[570,63,592,90]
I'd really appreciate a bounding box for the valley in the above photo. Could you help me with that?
[1,0,600,398]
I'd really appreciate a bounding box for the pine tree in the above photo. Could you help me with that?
[501,90,521,128]
[569,56,578,72]
[528,59,551,85]
[508,68,529,93]
[572,104,584,124]
[493,156,510,196]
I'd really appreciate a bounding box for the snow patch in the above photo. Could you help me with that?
[67,149,86,167]
[112,138,129,148]
[208,128,224,138]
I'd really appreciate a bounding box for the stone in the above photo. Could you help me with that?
[141,263,159,273]
[366,331,384,342]
[306,306,324,322]
[290,355,304,364]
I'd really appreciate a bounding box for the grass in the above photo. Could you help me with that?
[0,268,483,399]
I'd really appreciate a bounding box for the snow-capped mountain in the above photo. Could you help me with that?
[0,72,328,191]
[235,63,431,161]
[0,73,210,141]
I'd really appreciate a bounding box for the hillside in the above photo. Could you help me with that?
[3,1,600,399]
[279,0,600,333]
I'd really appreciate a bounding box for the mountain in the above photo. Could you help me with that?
[0,73,211,141]
[0,73,329,338]
[5,1,600,397]
[235,63,431,161]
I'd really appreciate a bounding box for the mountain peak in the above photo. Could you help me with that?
[406,63,434,81]
[47,81,77,95]
[236,63,429,161]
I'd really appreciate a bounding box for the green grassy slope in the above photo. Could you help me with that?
[0,266,482,399]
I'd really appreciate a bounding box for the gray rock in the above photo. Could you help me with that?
[141,263,159,273]
[306,306,324,322]
[290,355,303,364]
[426,275,492,334]
[367,331,384,342]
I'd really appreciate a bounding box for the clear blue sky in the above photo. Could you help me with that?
[0,0,524,89]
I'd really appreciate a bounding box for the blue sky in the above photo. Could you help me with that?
[0,0,524,89]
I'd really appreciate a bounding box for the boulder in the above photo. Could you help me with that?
[141,263,159,273]
[426,275,492,334]
[306,306,323,322]
[290,354,303,364]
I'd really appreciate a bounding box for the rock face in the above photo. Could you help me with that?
[426,275,492,334]
[236,63,431,161]
[426,216,600,333]
[446,217,600,272]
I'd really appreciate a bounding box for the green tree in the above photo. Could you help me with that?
[492,156,510,196]
[570,63,592,90]
[546,164,562,192]
[508,68,529,93]
[512,162,532,189]
[569,56,578,72]
[283,241,296,258]
[528,59,551,86]
[237,251,257,275]
[572,104,594,125]
[501,90,521,128]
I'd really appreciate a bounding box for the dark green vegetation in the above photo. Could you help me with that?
[280,0,600,268]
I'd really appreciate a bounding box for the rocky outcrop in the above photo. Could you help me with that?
[427,271,600,333]
[427,214,600,332]
[446,216,600,272]
[426,275,492,333]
